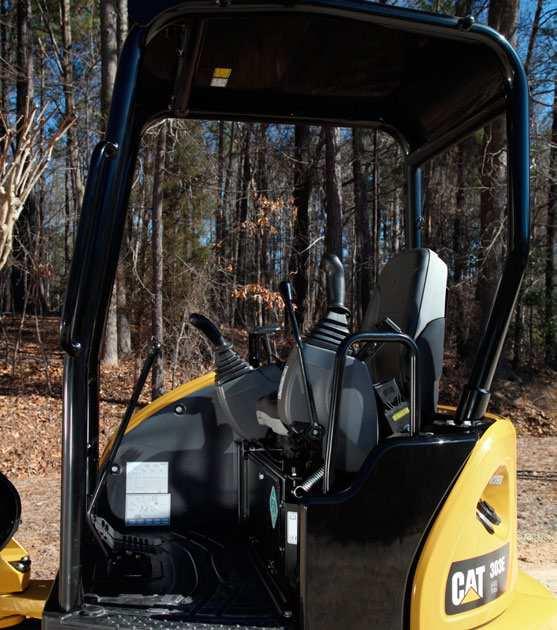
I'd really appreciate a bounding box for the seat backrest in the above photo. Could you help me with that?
[361,248,447,422]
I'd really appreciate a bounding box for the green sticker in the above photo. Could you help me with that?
[269,486,279,529]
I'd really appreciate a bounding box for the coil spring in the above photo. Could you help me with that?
[293,465,325,498]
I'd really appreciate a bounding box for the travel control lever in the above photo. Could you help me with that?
[279,281,322,437]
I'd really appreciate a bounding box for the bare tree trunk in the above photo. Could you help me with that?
[151,125,166,399]
[216,121,225,257]
[0,0,7,118]
[524,0,543,76]
[545,79,557,367]
[324,126,343,260]
[289,125,312,328]
[100,0,118,126]
[371,130,379,280]
[234,125,251,324]
[512,286,524,371]
[223,122,235,265]
[12,0,34,313]
[115,0,132,357]
[352,128,373,323]
[476,0,518,326]
[59,0,83,289]
[117,262,132,355]
[117,0,128,53]
[101,0,119,365]
[60,0,84,219]
[453,143,469,359]
[16,0,33,116]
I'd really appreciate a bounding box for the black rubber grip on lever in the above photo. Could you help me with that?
[321,254,348,312]
[189,313,225,347]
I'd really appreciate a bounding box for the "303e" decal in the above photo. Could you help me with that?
[445,544,510,615]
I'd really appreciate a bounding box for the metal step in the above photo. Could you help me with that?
[53,607,286,630]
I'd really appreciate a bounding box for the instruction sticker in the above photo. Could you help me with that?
[125,493,171,526]
[126,462,168,494]
[287,511,298,545]
[125,462,170,526]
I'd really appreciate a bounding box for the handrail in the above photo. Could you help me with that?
[323,331,420,494]
[60,140,118,356]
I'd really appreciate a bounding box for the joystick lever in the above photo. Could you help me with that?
[321,254,349,314]
[190,313,252,384]
[189,313,225,347]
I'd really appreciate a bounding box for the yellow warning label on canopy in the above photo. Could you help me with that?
[213,67,232,79]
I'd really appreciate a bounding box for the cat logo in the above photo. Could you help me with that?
[451,566,485,606]
[445,544,509,615]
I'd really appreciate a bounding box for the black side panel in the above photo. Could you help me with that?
[301,434,477,630]
[0,471,21,551]
[98,385,237,535]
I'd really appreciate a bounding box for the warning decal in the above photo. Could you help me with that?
[210,67,232,88]
[445,543,509,615]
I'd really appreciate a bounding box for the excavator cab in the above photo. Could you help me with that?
[0,1,556,629]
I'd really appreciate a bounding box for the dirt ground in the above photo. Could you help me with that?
[11,436,557,594]
[514,436,557,593]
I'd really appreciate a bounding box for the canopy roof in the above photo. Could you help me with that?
[128,0,521,157]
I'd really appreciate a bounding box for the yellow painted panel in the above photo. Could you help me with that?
[411,419,518,629]
[0,580,51,620]
[411,417,557,629]
[481,571,557,629]
[0,540,29,594]
[0,614,24,628]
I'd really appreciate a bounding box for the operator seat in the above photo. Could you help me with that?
[361,248,447,424]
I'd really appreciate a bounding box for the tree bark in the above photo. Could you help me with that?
[60,0,84,246]
[476,0,518,326]
[524,0,543,76]
[151,125,167,399]
[545,79,556,367]
[289,125,312,327]
[371,130,379,281]
[100,0,118,126]
[0,0,7,118]
[117,0,128,53]
[11,0,34,313]
[352,128,373,323]
[324,126,343,260]
[117,262,132,355]
[101,0,119,365]
[16,0,33,117]
[216,121,225,259]
[115,0,132,356]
